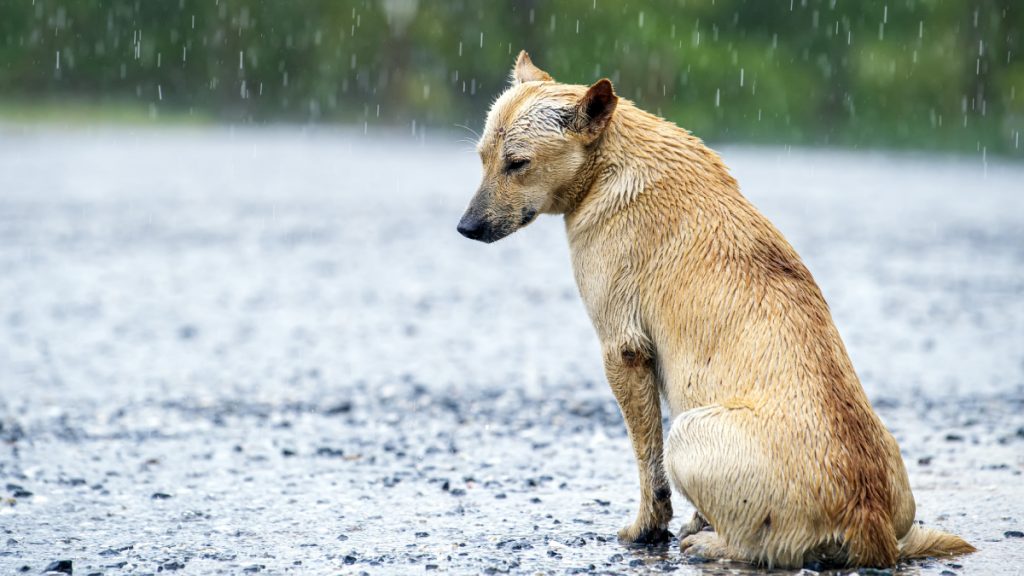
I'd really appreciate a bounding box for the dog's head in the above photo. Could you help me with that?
[457,51,618,243]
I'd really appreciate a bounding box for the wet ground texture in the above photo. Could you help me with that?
[1,126,1023,575]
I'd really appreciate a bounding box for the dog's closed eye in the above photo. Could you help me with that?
[505,158,530,173]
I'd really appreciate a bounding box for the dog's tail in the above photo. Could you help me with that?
[897,523,976,560]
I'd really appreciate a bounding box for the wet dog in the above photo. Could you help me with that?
[457,51,975,568]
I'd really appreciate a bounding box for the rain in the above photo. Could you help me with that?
[0,1,1022,575]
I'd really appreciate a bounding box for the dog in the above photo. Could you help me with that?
[456,51,975,568]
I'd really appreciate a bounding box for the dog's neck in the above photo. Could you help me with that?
[561,101,739,234]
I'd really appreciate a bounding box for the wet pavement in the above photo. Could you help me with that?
[1,125,1022,575]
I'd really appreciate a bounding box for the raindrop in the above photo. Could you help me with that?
[191,14,195,29]
[715,88,720,107]
[739,68,744,87]
[157,53,161,68]
[158,84,162,100]
[55,50,60,70]
[239,51,243,69]
[182,46,186,62]
[638,12,645,28]
[479,32,483,48]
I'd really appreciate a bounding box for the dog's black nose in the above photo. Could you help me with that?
[457,216,488,240]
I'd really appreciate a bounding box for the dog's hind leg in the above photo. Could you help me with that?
[664,402,810,568]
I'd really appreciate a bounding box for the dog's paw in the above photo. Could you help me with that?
[679,531,728,559]
[678,511,709,539]
[618,522,672,546]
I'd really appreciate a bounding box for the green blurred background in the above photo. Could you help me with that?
[1,0,1021,155]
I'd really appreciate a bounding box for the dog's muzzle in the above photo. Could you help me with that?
[457,213,496,243]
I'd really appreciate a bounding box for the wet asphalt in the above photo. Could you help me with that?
[0,126,1022,575]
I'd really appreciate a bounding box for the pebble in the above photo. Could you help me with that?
[1005,530,1024,538]
[41,560,72,574]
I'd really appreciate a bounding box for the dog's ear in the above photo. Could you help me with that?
[511,50,553,85]
[573,78,618,143]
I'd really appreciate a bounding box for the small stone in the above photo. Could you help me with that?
[336,534,349,541]
[42,560,72,574]
[151,492,173,500]
[608,553,624,562]
[565,536,586,547]
[162,560,185,570]
[449,488,466,497]
[242,565,264,573]
[415,532,429,538]
[944,433,964,442]
[324,401,353,415]
[629,559,644,567]
[1005,530,1024,538]
[918,456,932,466]
[594,499,610,506]
[343,555,358,565]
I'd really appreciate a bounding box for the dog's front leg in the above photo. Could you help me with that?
[604,342,672,545]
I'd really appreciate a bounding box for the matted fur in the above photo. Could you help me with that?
[457,51,975,568]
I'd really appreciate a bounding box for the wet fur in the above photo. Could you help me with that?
[458,51,975,568]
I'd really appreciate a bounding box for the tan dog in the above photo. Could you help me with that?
[457,51,975,568]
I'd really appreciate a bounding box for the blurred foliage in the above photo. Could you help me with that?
[0,0,1021,154]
